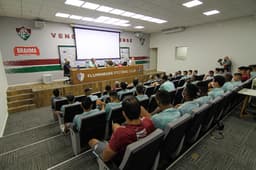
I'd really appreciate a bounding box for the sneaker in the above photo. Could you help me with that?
[60,124,65,133]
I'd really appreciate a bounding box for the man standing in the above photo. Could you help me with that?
[218,56,232,72]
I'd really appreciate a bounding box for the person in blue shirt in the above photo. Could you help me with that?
[84,88,98,102]
[222,73,234,92]
[117,82,130,99]
[159,75,175,92]
[135,83,149,102]
[101,85,112,103]
[73,97,100,131]
[194,81,212,106]
[51,88,66,121]
[232,72,242,87]
[249,65,256,78]
[129,78,139,94]
[152,90,181,129]
[177,83,200,115]
[208,75,225,99]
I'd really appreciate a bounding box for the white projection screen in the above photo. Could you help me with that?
[74,28,120,60]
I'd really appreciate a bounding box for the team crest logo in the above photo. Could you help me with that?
[16,26,31,40]
[77,73,85,82]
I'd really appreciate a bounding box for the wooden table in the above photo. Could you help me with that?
[238,88,256,118]
[70,65,143,84]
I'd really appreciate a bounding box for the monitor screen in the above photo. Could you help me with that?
[74,27,120,60]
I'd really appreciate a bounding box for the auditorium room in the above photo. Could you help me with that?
[1,0,256,169]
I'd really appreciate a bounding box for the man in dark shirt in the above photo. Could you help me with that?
[88,95,155,165]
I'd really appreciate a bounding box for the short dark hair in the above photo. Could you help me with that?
[224,73,233,82]
[105,85,111,92]
[209,70,214,75]
[109,91,118,99]
[136,83,145,94]
[234,72,242,77]
[133,78,139,87]
[213,75,226,87]
[162,75,168,81]
[184,83,199,100]
[196,81,208,96]
[53,89,60,97]
[82,97,92,110]
[120,82,127,90]
[156,90,172,106]
[66,95,75,103]
[84,88,92,94]
[122,96,141,120]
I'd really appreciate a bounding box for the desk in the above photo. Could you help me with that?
[70,65,143,84]
[238,88,256,118]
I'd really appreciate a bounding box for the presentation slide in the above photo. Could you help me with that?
[74,28,120,60]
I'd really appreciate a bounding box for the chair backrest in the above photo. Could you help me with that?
[144,86,155,97]
[148,95,158,113]
[173,80,179,88]
[139,98,149,109]
[119,129,164,170]
[120,91,134,101]
[75,95,85,102]
[195,74,205,81]
[79,111,106,148]
[168,90,176,105]
[55,99,68,111]
[161,114,192,160]
[63,103,83,123]
[178,79,186,87]
[173,87,184,105]
[91,91,102,98]
[153,85,160,94]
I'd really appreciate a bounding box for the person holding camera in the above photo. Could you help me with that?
[218,56,232,72]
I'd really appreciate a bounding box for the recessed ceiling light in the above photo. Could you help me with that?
[134,26,144,29]
[82,2,100,10]
[81,17,95,21]
[55,12,70,18]
[203,10,220,16]
[131,14,145,19]
[65,0,84,7]
[182,0,203,8]
[69,15,83,20]
[121,11,135,17]
[96,6,113,13]
[110,9,125,15]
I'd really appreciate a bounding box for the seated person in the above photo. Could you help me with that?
[51,89,65,121]
[232,72,242,87]
[129,78,139,93]
[222,72,234,92]
[159,75,175,92]
[249,65,256,78]
[88,96,155,165]
[73,97,100,131]
[208,75,225,99]
[117,82,130,99]
[113,81,120,91]
[135,83,149,101]
[101,85,112,102]
[97,91,121,121]
[204,70,214,80]
[181,70,188,80]
[188,70,193,77]
[176,83,200,115]
[238,66,250,82]
[84,88,98,101]
[151,90,181,129]
[193,70,198,76]
[194,81,212,106]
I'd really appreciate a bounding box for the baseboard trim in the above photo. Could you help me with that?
[0,113,8,137]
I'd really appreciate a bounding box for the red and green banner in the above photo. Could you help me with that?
[130,56,149,65]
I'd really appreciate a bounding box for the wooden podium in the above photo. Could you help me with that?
[70,65,143,84]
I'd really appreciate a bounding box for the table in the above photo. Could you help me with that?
[238,88,256,118]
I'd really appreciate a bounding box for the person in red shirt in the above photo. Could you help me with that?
[238,66,250,82]
[88,95,155,165]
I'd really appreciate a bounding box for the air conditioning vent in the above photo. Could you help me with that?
[162,27,186,34]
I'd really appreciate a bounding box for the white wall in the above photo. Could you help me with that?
[150,16,256,74]
[0,16,150,85]
[0,50,8,136]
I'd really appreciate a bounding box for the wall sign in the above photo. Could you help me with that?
[16,26,31,40]
[14,46,40,56]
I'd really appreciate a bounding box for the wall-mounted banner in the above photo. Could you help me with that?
[14,46,40,56]
[16,26,31,40]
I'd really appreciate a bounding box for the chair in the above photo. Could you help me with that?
[97,129,165,170]
[139,98,149,109]
[119,91,134,101]
[168,90,176,105]
[63,103,83,123]
[153,85,160,94]
[70,111,106,155]
[173,87,184,105]
[195,74,205,81]
[144,86,155,97]
[148,95,158,113]
[54,99,68,111]
[173,80,179,88]
[75,95,85,102]
[105,106,125,140]
[91,91,102,98]
[160,114,192,163]
[178,79,186,87]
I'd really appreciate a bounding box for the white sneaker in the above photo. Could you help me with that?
[60,124,65,133]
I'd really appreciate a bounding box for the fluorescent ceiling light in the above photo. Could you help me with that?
[119,23,131,27]
[134,26,144,29]
[182,0,203,8]
[141,16,153,21]
[94,16,111,23]
[116,20,129,24]
[82,2,99,9]
[203,10,220,16]
[150,18,167,24]
[55,12,70,18]
[131,14,145,19]
[69,15,83,20]
[110,9,125,15]
[96,6,113,12]
[121,11,135,17]
[81,17,95,21]
[65,0,84,7]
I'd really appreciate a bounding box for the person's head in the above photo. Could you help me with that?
[81,97,92,111]
[182,83,199,101]
[249,65,256,71]
[133,78,139,87]
[209,70,214,76]
[169,73,173,77]
[53,89,60,97]
[196,81,209,96]
[224,56,229,61]
[193,70,198,75]
[120,82,127,90]
[156,90,172,107]
[212,75,226,88]
[188,70,193,75]
[84,88,92,96]
[105,85,111,92]
[178,70,182,75]
[114,81,120,88]
[238,66,247,74]
[66,95,75,103]
[136,83,145,95]
[224,73,233,82]
[183,71,188,76]
[162,75,168,81]
[233,72,242,81]
[122,96,141,121]
[109,91,119,102]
